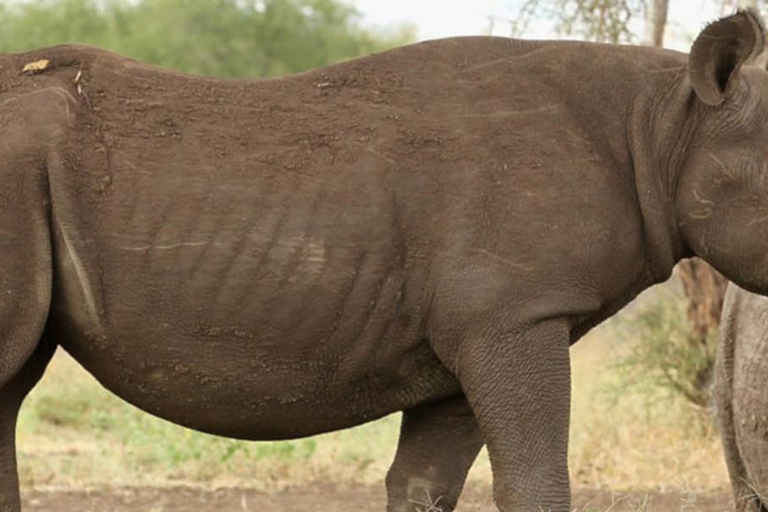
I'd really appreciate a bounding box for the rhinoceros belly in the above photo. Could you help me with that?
[47,219,456,439]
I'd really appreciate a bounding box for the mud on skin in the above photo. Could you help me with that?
[1,8,768,512]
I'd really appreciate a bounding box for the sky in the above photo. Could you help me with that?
[351,0,729,52]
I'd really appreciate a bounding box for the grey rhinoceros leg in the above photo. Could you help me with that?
[0,339,56,512]
[385,394,484,512]
[715,296,768,512]
[0,132,57,511]
[454,320,571,512]
[717,383,764,512]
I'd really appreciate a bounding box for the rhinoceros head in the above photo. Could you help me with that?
[677,9,768,294]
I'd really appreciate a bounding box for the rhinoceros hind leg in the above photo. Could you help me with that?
[385,394,484,512]
[0,337,56,512]
[0,124,58,511]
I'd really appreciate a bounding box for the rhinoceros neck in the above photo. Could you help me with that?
[535,41,689,284]
[627,55,692,283]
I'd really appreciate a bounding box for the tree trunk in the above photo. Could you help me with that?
[676,260,728,342]
[674,259,728,408]
[650,0,669,47]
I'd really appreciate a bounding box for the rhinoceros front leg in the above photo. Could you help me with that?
[385,394,484,512]
[455,320,571,512]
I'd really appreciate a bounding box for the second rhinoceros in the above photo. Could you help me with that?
[717,285,768,512]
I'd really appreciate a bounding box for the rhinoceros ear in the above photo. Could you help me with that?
[689,9,766,106]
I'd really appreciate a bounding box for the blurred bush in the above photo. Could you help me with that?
[0,0,415,77]
[612,286,718,410]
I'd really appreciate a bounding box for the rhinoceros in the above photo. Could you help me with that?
[1,8,768,512]
[717,286,768,512]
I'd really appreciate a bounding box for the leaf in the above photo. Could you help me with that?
[22,59,50,74]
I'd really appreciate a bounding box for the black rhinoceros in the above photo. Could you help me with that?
[1,8,768,512]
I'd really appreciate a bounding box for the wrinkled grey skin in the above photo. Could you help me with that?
[717,286,768,512]
[2,9,768,512]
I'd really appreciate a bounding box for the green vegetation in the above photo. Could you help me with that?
[0,0,414,77]
[611,288,718,409]
[566,302,725,491]
[17,353,402,488]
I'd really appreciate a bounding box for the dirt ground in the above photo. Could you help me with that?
[21,485,733,512]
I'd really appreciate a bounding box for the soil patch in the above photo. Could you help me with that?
[21,485,733,511]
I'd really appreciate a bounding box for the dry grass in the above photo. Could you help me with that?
[15,284,729,493]
[567,324,726,492]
